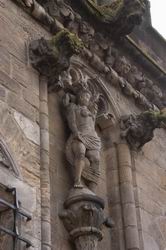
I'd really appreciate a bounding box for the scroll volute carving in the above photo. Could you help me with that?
[120,109,166,150]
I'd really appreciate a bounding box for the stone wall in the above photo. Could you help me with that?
[0,0,166,250]
[133,128,166,250]
[0,0,49,248]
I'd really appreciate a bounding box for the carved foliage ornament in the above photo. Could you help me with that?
[29,30,83,86]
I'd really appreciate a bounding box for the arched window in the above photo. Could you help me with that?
[0,140,32,249]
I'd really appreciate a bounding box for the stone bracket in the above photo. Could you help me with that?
[120,109,166,150]
[29,30,83,89]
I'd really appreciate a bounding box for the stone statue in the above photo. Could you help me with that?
[63,87,101,190]
[60,75,113,250]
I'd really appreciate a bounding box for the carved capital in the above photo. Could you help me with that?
[120,110,166,150]
[29,30,83,87]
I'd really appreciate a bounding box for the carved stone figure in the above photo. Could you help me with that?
[63,87,101,191]
[113,56,131,77]
[121,110,166,150]
[29,30,83,87]
[77,0,147,37]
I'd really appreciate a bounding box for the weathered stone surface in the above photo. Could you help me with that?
[14,111,40,145]
[7,91,38,122]
[0,70,22,94]
[1,0,166,250]
[23,88,39,109]
[0,85,6,101]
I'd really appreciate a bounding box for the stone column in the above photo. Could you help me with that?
[99,116,125,250]
[117,143,139,250]
[39,76,51,250]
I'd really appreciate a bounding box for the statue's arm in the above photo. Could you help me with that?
[88,102,98,120]
[66,103,79,135]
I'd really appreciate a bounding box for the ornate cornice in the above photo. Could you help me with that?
[13,0,166,112]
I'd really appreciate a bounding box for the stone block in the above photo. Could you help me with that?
[109,186,121,205]
[137,188,163,216]
[107,169,119,188]
[119,166,133,184]
[120,183,135,204]
[123,203,137,227]
[40,130,49,151]
[23,88,39,109]
[125,226,139,249]
[0,70,22,94]
[111,204,123,229]
[40,113,49,130]
[118,144,132,167]
[111,228,125,250]
[0,46,11,75]
[142,231,160,250]
[14,110,40,145]
[0,84,6,101]
[7,91,38,122]
[136,173,166,207]
[104,147,118,171]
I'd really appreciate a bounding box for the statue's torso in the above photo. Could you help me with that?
[75,105,97,136]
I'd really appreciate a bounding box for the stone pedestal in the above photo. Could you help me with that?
[60,188,110,250]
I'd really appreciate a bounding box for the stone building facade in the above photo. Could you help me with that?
[0,0,166,250]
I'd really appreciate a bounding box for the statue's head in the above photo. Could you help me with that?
[77,90,92,106]
[114,56,131,76]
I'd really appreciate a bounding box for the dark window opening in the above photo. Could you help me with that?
[0,184,32,249]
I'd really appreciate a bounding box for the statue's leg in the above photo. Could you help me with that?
[72,140,86,188]
[86,150,100,192]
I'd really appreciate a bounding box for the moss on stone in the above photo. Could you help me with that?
[51,30,83,55]
[82,0,124,23]
[144,110,166,123]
